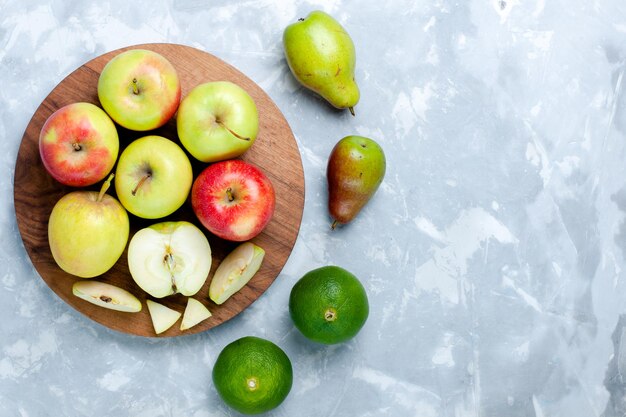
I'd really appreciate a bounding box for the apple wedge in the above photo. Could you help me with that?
[209,242,265,305]
[180,298,212,331]
[72,281,141,312]
[128,221,212,298]
[146,300,181,335]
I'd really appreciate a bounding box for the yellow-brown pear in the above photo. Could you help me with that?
[327,136,386,228]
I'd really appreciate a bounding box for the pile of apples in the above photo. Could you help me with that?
[40,49,274,334]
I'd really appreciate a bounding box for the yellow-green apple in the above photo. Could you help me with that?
[72,281,142,312]
[97,49,181,131]
[209,242,265,305]
[176,81,259,162]
[191,160,275,241]
[114,135,192,219]
[180,298,212,331]
[39,102,119,187]
[146,300,181,335]
[48,174,129,278]
[127,221,212,298]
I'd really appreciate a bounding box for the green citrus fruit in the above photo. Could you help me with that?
[212,336,292,415]
[289,265,369,344]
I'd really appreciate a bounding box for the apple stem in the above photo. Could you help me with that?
[348,107,355,116]
[331,220,339,230]
[226,187,235,202]
[97,174,114,203]
[131,173,151,196]
[72,142,82,151]
[218,121,251,142]
[132,78,139,95]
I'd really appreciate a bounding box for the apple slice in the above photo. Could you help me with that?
[128,221,212,298]
[180,298,212,331]
[209,242,265,305]
[146,300,181,335]
[72,281,141,312]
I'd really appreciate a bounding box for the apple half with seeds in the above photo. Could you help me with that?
[72,281,141,312]
[128,221,212,298]
[209,242,265,305]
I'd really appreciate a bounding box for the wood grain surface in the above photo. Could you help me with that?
[13,43,305,337]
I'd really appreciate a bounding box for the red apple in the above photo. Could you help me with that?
[39,102,119,187]
[192,160,275,241]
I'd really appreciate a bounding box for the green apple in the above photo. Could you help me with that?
[209,242,265,305]
[176,81,259,162]
[48,174,129,278]
[146,300,181,335]
[72,281,141,312]
[115,136,192,219]
[180,298,212,331]
[128,221,212,298]
[97,49,181,131]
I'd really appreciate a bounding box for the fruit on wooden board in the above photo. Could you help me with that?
[48,174,129,278]
[191,159,275,241]
[209,242,265,305]
[97,49,181,131]
[177,81,259,162]
[72,281,141,312]
[115,135,193,219]
[128,221,212,299]
[39,102,119,187]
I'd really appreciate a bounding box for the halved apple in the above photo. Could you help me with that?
[146,300,181,335]
[209,242,265,305]
[180,298,212,331]
[128,221,212,298]
[72,281,142,312]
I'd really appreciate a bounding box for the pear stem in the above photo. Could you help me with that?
[131,78,139,95]
[331,220,339,230]
[218,120,250,141]
[131,173,151,196]
[97,174,114,203]
[348,107,355,116]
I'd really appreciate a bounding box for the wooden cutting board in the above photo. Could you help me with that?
[13,43,305,337]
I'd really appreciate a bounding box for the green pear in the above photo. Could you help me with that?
[327,136,386,228]
[283,10,360,115]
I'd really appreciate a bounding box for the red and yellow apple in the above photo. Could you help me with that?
[191,160,275,241]
[39,102,119,187]
[97,49,181,131]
